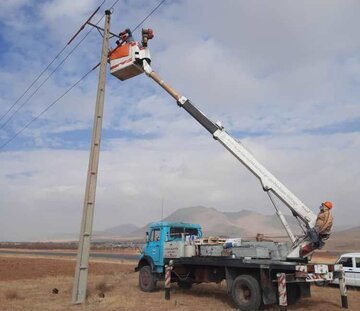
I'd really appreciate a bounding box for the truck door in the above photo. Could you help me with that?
[148,228,161,264]
[355,256,360,286]
[337,256,356,286]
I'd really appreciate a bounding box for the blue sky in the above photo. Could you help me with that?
[0,0,359,240]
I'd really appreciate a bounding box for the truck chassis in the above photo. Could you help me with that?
[137,256,347,310]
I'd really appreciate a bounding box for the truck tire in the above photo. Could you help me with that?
[177,281,192,289]
[286,283,301,305]
[231,275,261,311]
[139,265,157,292]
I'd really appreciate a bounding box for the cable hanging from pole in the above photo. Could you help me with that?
[131,0,167,33]
[0,65,99,151]
[87,0,167,39]
[0,0,106,130]
[0,45,67,124]
[0,0,167,150]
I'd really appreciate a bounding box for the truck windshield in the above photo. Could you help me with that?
[170,227,198,239]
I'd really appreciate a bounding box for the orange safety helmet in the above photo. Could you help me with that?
[322,201,333,209]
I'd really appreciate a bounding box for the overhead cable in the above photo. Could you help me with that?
[0,0,107,129]
[0,65,99,150]
[131,0,167,33]
[0,0,167,150]
[0,45,67,124]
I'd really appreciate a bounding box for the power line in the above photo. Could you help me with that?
[0,0,167,150]
[0,0,107,125]
[0,13,104,131]
[0,46,67,124]
[0,65,99,150]
[132,0,167,33]
[110,0,121,10]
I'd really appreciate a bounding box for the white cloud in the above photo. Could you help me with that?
[0,0,359,240]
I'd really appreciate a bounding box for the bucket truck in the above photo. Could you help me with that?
[108,29,348,311]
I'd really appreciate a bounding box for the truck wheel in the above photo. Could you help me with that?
[231,275,261,311]
[177,281,192,289]
[139,265,157,292]
[286,283,301,305]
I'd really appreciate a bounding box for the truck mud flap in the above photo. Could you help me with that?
[260,268,277,305]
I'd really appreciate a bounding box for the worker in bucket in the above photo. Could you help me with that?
[308,201,333,247]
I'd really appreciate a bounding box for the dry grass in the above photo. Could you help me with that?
[4,289,23,300]
[94,279,114,293]
[0,254,360,311]
[310,252,338,263]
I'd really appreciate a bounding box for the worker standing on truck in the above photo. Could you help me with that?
[308,201,333,247]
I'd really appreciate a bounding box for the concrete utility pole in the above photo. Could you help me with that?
[72,10,111,304]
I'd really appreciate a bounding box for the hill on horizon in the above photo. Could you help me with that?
[42,207,358,252]
[322,226,360,252]
[94,224,139,237]
[94,207,359,253]
[115,206,302,239]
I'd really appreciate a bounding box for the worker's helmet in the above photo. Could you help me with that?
[322,201,333,209]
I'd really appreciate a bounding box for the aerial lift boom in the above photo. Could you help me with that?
[109,29,320,259]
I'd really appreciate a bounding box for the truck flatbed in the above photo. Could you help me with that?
[169,256,306,270]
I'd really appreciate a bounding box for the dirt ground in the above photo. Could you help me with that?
[0,247,140,255]
[0,254,359,311]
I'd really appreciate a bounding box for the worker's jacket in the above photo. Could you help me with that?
[314,207,333,235]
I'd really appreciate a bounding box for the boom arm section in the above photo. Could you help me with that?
[141,61,317,242]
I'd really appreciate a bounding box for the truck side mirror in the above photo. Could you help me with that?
[146,231,149,240]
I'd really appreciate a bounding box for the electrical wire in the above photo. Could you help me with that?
[0,0,167,150]
[0,45,67,124]
[132,0,167,32]
[0,3,107,130]
[0,0,107,125]
[0,66,98,150]
[110,0,121,10]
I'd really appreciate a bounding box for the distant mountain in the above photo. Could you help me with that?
[45,207,359,251]
[332,226,360,237]
[43,208,359,251]
[323,226,360,252]
[333,223,360,232]
[124,206,302,239]
[161,206,248,237]
[94,224,139,237]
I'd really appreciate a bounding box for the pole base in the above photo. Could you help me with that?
[341,295,348,309]
[165,288,170,300]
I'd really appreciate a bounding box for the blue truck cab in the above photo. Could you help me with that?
[136,221,201,291]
